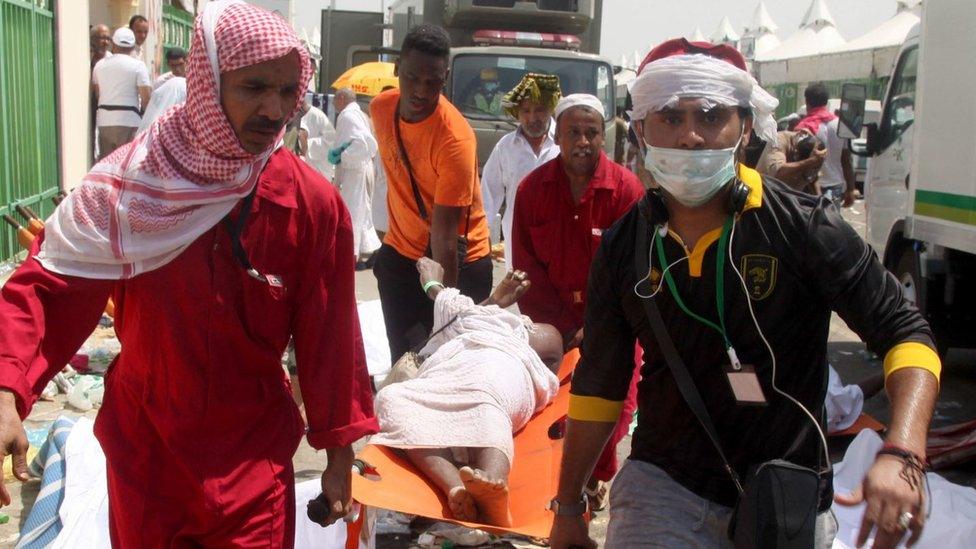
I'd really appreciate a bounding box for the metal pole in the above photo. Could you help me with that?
[323,0,336,93]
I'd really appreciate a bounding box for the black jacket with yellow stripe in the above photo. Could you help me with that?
[570,165,939,507]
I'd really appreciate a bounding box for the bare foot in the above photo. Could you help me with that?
[459,466,512,527]
[448,485,477,522]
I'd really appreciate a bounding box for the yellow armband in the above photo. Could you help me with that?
[883,341,941,383]
[568,394,625,422]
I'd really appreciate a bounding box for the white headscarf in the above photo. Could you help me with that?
[628,54,779,143]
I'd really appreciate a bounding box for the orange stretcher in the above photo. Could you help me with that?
[829,413,886,437]
[351,349,580,539]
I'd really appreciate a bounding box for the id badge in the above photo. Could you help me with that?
[723,364,767,406]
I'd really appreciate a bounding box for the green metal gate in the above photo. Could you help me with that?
[0,0,58,263]
[162,4,194,72]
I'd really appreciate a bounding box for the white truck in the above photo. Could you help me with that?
[841,0,976,352]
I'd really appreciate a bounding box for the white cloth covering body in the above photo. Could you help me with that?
[334,102,381,257]
[300,104,337,181]
[92,54,151,128]
[370,289,560,465]
[831,429,976,549]
[825,365,864,433]
[480,123,559,266]
[138,76,187,133]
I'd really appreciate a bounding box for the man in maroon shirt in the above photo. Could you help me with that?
[0,2,376,546]
[511,93,643,506]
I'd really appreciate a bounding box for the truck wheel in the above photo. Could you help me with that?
[893,245,953,354]
[894,245,927,316]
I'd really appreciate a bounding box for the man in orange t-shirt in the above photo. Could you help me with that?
[371,24,492,362]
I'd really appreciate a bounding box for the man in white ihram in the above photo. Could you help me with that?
[481,73,561,266]
[300,99,337,181]
[331,88,381,267]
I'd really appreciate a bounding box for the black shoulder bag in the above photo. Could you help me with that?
[633,200,824,548]
[394,113,471,265]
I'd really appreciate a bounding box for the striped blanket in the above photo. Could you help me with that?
[16,417,77,548]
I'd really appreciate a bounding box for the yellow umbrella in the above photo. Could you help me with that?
[331,61,398,97]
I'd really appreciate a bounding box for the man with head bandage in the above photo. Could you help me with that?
[550,39,940,549]
[0,2,377,545]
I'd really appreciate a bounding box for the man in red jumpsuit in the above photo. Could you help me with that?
[511,93,643,508]
[0,1,377,546]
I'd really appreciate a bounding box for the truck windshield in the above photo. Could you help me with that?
[450,54,613,121]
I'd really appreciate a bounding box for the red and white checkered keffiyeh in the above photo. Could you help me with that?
[37,0,311,279]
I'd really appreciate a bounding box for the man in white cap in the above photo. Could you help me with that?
[511,93,643,510]
[549,39,939,549]
[92,27,151,159]
[481,73,561,267]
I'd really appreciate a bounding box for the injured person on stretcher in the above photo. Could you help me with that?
[371,258,563,527]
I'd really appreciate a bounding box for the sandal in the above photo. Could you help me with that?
[584,480,608,512]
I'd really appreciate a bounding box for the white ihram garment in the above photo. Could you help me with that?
[334,102,381,257]
[138,76,187,133]
[300,105,336,181]
[480,123,558,266]
[371,289,560,465]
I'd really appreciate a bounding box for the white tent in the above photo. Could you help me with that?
[741,1,781,59]
[756,0,845,61]
[827,0,920,53]
[754,0,918,110]
[711,16,740,46]
[690,27,706,42]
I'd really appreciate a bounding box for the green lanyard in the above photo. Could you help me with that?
[655,216,734,350]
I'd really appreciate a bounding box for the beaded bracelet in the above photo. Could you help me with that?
[877,443,927,492]
[422,280,444,294]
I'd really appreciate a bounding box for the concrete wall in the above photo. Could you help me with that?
[55,0,92,190]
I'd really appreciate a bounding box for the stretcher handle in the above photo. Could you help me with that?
[1,214,20,230]
[308,461,373,525]
[14,205,39,221]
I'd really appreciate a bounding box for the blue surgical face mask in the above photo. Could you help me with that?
[643,144,738,207]
[485,82,499,92]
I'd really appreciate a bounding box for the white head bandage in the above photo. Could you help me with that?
[628,54,779,143]
[555,93,606,120]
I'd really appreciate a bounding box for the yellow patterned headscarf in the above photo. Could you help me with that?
[502,73,562,119]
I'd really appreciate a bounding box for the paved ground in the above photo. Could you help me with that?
[0,199,973,547]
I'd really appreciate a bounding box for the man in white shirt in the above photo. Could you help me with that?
[154,48,187,90]
[92,27,151,160]
[331,88,381,266]
[299,100,337,181]
[129,15,149,59]
[481,73,562,266]
[817,116,856,207]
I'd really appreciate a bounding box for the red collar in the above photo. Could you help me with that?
[255,148,299,209]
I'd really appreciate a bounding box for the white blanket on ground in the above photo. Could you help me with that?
[370,289,560,465]
[831,429,976,548]
[45,417,368,548]
[826,365,864,433]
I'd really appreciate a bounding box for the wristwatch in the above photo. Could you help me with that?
[549,495,588,516]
